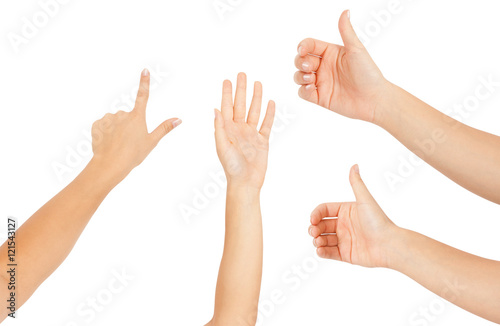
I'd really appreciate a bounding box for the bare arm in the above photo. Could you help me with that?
[295,10,500,204]
[208,73,275,325]
[0,69,181,321]
[211,186,263,325]
[389,228,500,324]
[375,83,500,203]
[0,159,116,320]
[310,166,500,324]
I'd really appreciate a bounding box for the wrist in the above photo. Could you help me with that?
[85,158,127,190]
[227,182,261,199]
[226,177,263,192]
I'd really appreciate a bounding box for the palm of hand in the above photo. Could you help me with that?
[310,166,396,269]
[214,73,275,189]
[335,202,390,268]
[218,121,269,187]
[295,11,388,123]
[316,45,385,122]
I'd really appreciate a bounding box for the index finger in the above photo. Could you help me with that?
[134,69,150,114]
[310,202,343,225]
[297,38,330,57]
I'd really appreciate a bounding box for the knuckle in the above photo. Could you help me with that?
[294,54,302,66]
[293,71,302,83]
[298,86,306,98]
[115,110,127,118]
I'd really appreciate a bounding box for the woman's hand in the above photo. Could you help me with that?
[214,73,275,190]
[309,165,399,268]
[91,69,182,182]
[294,10,389,123]
[210,73,274,326]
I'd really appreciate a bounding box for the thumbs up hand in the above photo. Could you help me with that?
[308,165,400,268]
[90,69,182,184]
[294,10,390,123]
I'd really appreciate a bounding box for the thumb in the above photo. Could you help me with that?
[338,10,364,50]
[150,117,182,145]
[349,164,376,204]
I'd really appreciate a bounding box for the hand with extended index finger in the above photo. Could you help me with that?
[214,72,275,190]
[91,69,182,183]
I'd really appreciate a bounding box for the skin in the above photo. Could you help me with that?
[207,73,275,326]
[0,69,181,322]
[299,10,500,324]
[295,10,500,204]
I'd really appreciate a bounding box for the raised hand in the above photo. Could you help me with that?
[0,70,182,322]
[294,10,388,123]
[309,165,399,268]
[91,69,182,182]
[209,73,275,326]
[214,72,275,189]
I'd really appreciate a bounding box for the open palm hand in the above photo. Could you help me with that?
[214,73,275,189]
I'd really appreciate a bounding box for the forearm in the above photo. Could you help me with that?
[375,82,500,203]
[212,184,263,325]
[0,159,119,312]
[388,228,500,323]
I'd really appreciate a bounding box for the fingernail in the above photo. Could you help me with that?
[313,238,318,247]
[302,61,310,71]
[303,74,312,82]
[347,10,351,20]
[142,68,150,77]
[305,84,314,91]
[298,46,303,55]
[308,226,313,236]
[172,118,182,128]
[354,164,359,174]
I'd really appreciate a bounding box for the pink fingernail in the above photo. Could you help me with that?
[298,46,303,55]
[303,74,312,82]
[142,68,150,76]
[302,61,310,71]
[172,118,182,128]
[308,226,313,236]
[347,10,351,20]
[305,84,314,91]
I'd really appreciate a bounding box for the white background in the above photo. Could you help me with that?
[1,0,500,325]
